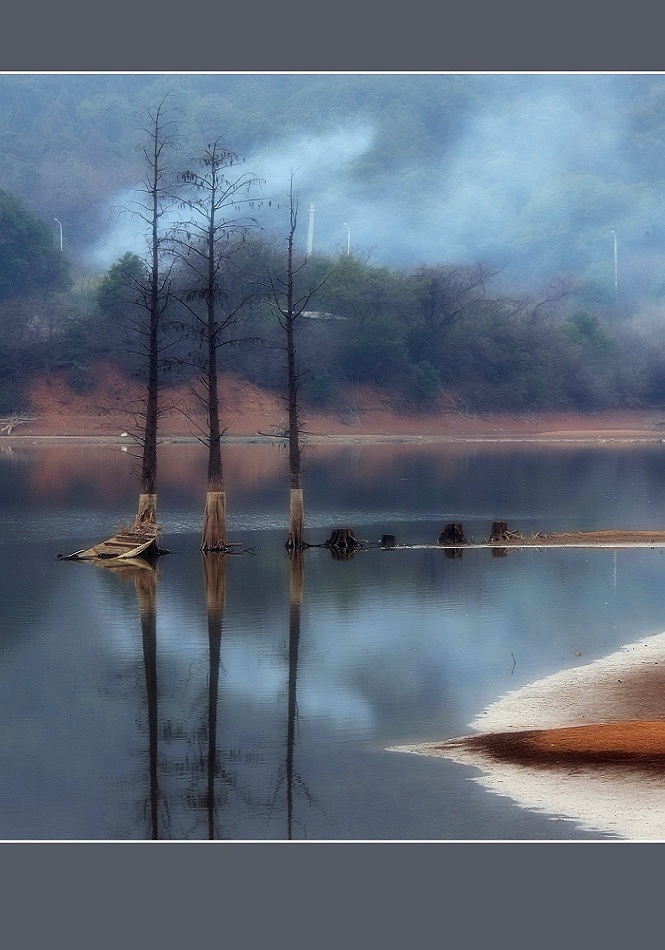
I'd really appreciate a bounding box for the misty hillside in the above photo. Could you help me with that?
[5,72,665,420]
[3,73,665,289]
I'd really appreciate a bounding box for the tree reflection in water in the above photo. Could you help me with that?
[266,551,317,839]
[95,557,161,839]
[286,551,303,839]
[195,552,265,839]
[201,552,225,840]
[92,546,323,839]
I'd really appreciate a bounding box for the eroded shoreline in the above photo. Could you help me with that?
[390,632,665,839]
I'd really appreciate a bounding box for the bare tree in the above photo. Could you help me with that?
[128,98,180,528]
[267,176,329,551]
[172,140,264,551]
[415,262,498,332]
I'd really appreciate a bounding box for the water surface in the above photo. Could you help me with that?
[2,439,665,839]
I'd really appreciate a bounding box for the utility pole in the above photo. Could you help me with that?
[306,203,315,258]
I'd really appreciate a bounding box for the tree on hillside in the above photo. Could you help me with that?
[171,139,264,551]
[0,187,71,411]
[0,188,69,302]
[95,252,149,374]
[267,176,329,552]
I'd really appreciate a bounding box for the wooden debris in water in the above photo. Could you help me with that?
[488,520,524,543]
[0,413,36,435]
[58,523,167,561]
[504,529,665,546]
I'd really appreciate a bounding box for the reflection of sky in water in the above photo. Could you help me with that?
[81,540,665,744]
[4,443,665,838]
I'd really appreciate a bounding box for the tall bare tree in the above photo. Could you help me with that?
[172,140,263,551]
[268,176,328,551]
[129,99,180,528]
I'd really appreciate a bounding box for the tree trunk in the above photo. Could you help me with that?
[140,342,159,498]
[203,208,227,549]
[201,292,228,550]
[137,103,165,522]
[136,492,158,526]
[284,187,305,551]
[287,488,305,551]
[201,491,228,552]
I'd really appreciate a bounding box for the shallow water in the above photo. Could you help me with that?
[2,439,665,839]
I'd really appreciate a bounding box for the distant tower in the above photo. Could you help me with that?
[306,203,315,258]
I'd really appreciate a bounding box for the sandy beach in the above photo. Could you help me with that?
[390,632,665,839]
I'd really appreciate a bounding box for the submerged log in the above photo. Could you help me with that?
[438,522,468,546]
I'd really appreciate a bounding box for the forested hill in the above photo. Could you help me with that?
[5,73,665,419]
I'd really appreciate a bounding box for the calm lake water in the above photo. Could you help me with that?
[3,437,665,840]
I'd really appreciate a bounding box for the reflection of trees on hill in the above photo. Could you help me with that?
[13,445,136,507]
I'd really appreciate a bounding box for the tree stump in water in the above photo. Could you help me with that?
[201,491,227,552]
[438,522,468,546]
[490,521,510,557]
[325,528,365,552]
[285,488,306,552]
[490,521,509,541]
[136,493,158,526]
[488,521,523,545]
